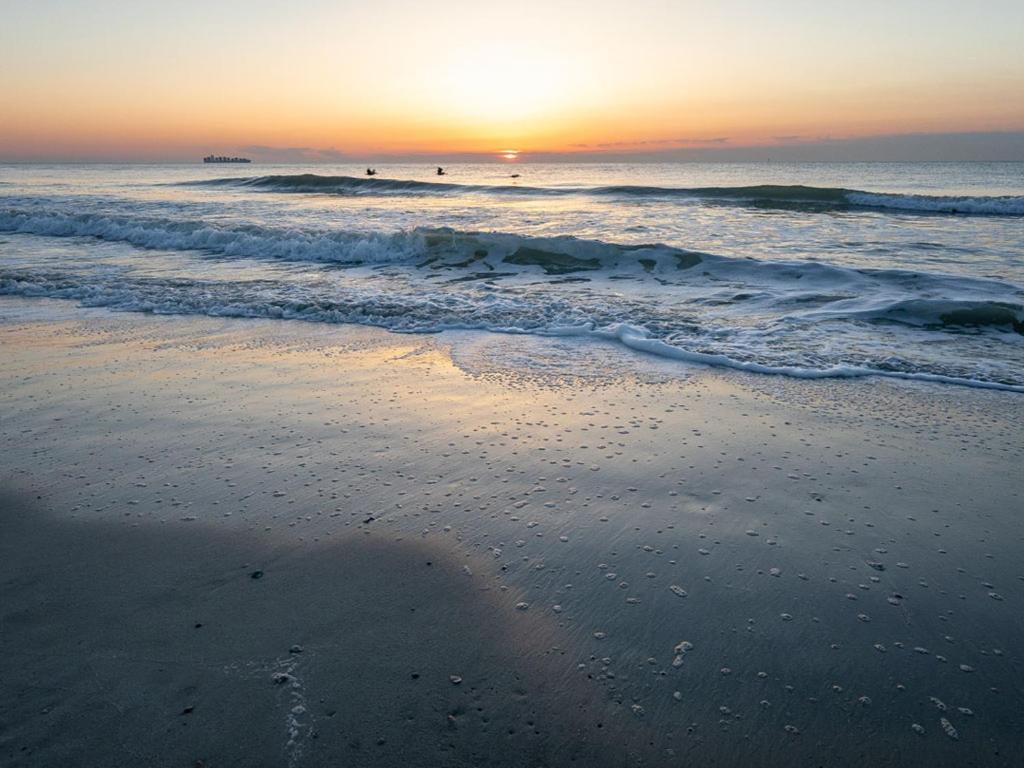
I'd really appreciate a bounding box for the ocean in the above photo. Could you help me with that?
[1,162,1022,389]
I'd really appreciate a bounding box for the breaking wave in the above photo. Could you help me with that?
[189,175,1024,216]
[0,207,428,265]
[3,196,1023,392]
[2,206,1020,296]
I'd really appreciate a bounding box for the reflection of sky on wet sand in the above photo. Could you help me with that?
[2,302,1022,763]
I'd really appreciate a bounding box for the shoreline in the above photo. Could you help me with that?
[2,297,1023,767]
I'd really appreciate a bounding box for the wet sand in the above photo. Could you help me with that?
[2,297,1023,767]
[0,490,635,768]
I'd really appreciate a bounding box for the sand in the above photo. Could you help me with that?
[1,297,1023,767]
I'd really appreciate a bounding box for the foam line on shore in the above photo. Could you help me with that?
[591,324,1024,393]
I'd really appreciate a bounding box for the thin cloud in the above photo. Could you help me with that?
[593,137,730,149]
[238,145,352,162]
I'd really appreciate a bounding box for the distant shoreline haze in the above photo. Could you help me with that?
[2,130,1024,164]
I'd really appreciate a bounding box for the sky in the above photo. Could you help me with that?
[2,0,1023,162]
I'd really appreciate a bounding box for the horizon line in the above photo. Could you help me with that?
[4,129,1023,164]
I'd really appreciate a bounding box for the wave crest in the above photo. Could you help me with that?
[3,204,1023,392]
[187,175,1024,216]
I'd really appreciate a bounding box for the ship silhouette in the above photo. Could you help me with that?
[203,155,251,164]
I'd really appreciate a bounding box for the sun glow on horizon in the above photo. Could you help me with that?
[437,43,577,129]
[1,0,1023,161]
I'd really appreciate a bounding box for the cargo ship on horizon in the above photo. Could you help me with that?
[203,155,251,164]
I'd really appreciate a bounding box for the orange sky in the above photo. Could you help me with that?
[2,0,1023,161]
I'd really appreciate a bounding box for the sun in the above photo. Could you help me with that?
[500,150,519,161]
[440,44,569,125]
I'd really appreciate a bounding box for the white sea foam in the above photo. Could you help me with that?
[592,324,1024,392]
[846,191,1024,216]
[0,208,427,265]
[2,266,1022,392]
[3,162,1024,392]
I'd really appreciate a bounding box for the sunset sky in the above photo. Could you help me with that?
[2,0,1023,161]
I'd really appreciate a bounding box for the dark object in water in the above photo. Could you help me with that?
[203,155,250,163]
[939,304,1024,335]
[366,168,377,176]
[503,246,600,275]
[437,167,446,176]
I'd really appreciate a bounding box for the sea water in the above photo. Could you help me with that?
[1,162,1022,388]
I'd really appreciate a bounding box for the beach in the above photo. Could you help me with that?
[5,0,1024,762]
[2,297,1022,767]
